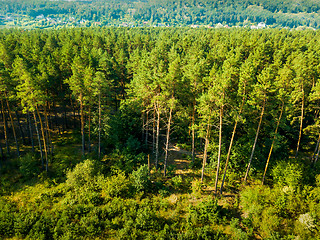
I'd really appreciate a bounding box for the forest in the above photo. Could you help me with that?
[0,27,320,239]
[1,0,320,29]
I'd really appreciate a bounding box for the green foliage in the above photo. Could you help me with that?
[131,164,150,192]
[19,153,41,179]
[99,170,130,198]
[187,199,221,226]
[0,199,15,237]
[169,175,183,190]
[272,161,303,190]
[66,159,99,191]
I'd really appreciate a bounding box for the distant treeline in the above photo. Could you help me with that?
[1,0,320,28]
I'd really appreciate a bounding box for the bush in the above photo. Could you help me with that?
[99,170,130,198]
[0,200,15,237]
[131,165,150,192]
[19,153,41,179]
[187,198,221,226]
[66,159,99,190]
[169,175,183,190]
[272,161,303,190]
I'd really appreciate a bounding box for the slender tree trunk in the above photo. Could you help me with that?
[36,105,48,172]
[98,93,101,160]
[164,106,173,177]
[142,111,145,142]
[44,105,53,156]
[53,101,59,129]
[152,108,155,155]
[262,102,284,185]
[80,93,85,157]
[312,133,320,163]
[63,103,68,130]
[1,99,10,156]
[72,98,76,129]
[244,99,266,183]
[201,114,211,182]
[15,110,26,145]
[27,111,35,152]
[33,111,44,169]
[0,142,3,163]
[155,103,160,169]
[5,93,19,157]
[220,93,246,194]
[88,106,91,153]
[295,94,304,158]
[314,142,320,165]
[215,107,223,194]
[148,154,150,175]
[191,101,196,163]
[145,111,149,147]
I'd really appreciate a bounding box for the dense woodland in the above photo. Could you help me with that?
[1,27,320,239]
[2,0,320,28]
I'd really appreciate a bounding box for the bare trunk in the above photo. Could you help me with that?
[15,110,26,145]
[98,93,101,160]
[164,106,173,177]
[314,142,320,165]
[27,111,35,152]
[88,106,91,153]
[142,111,145,142]
[36,105,48,172]
[191,102,196,162]
[1,99,10,156]
[145,111,149,147]
[295,94,304,158]
[44,105,53,156]
[80,93,85,157]
[155,104,160,169]
[215,107,223,193]
[152,109,155,155]
[312,133,320,163]
[220,93,246,194]
[33,111,44,169]
[201,114,211,182]
[244,100,265,183]
[5,93,19,156]
[148,154,150,175]
[262,102,284,185]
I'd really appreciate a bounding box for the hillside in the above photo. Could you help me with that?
[0,0,320,29]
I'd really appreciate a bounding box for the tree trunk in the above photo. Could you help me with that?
[145,111,149,147]
[201,114,211,182]
[155,103,160,169]
[262,102,284,185]
[164,106,173,177]
[1,99,10,156]
[80,93,85,157]
[220,93,246,194]
[88,106,91,153]
[27,111,35,152]
[244,99,265,183]
[15,110,26,145]
[44,105,53,156]
[295,94,304,158]
[191,101,196,163]
[152,108,155,155]
[33,111,44,169]
[312,133,320,164]
[98,93,101,160]
[5,93,19,157]
[314,142,320,165]
[142,111,145,143]
[215,107,223,194]
[36,105,48,172]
